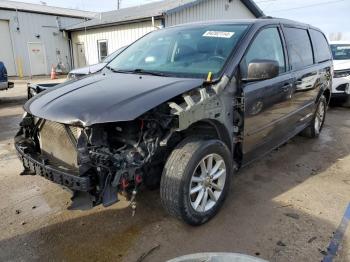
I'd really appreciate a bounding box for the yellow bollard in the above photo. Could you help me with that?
[17,58,23,78]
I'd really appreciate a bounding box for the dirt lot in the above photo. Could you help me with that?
[0,78,349,262]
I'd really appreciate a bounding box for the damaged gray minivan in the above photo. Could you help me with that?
[15,18,332,225]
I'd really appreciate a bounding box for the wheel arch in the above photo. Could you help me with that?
[323,88,331,104]
[179,119,233,153]
[317,87,331,105]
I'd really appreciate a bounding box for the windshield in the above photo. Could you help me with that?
[107,24,249,78]
[330,44,350,60]
[102,46,126,63]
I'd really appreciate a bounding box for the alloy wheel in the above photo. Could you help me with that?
[189,154,226,212]
[314,101,326,134]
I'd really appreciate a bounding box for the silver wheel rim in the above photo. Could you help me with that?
[315,101,325,134]
[189,154,226,213]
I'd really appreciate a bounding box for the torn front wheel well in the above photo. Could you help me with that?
[179,119,232,152]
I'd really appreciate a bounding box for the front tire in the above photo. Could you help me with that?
[301,95,327,138]
[160,138,233,225]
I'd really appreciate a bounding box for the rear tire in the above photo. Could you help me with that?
[160,137,233,225]
[301,95,327,138]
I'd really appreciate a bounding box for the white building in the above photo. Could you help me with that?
[0,0,96,76]
[66,0,263,68]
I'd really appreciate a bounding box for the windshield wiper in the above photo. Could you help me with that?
[106,67,170,77]
[105,65,120,73]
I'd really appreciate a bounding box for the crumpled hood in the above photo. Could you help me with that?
[24,71,203,126]
[333,60,350,71]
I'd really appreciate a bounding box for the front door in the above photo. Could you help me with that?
[240,26,294,164]
[76,43,86,68]
[28,42,47,76]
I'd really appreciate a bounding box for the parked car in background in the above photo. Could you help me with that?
[27,83,59,99]
[27,46,126,99]
[330,41,350,106]
[0,61,14,92]
[67,46,126,80]
[15,19,332,225]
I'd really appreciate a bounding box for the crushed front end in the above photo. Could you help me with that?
[15,106,174,209]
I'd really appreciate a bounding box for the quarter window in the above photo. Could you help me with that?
[284,27,313,70]
[242,27,286,78]
[310,29,331,62]
[98,40,108,62]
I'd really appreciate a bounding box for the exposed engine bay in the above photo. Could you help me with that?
[15,75,243,212]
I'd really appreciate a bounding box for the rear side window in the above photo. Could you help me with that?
[310,29,331,62]
[284,27,314,70]
[241,27,286,77]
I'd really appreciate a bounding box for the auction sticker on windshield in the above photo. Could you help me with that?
[203,31,235,38]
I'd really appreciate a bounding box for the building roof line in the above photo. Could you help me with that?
[164,0,264,17]
[241,0,264,18]
[65,0,264,31]
[0,0,97,19]
[67,16,164,31]
[164,0,202,15]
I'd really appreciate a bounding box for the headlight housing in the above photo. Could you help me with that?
[334,70,350,78]
[28,87,37,99]
[67,73,85,80]
[67,73,76,80]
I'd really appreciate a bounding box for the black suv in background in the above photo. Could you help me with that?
[15,18,332,225]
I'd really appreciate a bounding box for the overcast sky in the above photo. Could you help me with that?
[14,0,350,37]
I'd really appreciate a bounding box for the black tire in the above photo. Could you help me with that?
[160,137,233,225]
[301,95,327,138]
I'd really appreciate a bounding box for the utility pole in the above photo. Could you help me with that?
[117,0,121,9]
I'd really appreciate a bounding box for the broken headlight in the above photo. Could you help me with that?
[334,70,350,78]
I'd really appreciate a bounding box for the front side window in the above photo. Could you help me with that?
[107,24,249,78]
[310,29,331,63]
[98,40,108,62]
[330,44,350,60]
[241,27,286,78]
[284,27,314,70]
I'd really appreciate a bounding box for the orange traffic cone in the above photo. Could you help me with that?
[50,65,57,80]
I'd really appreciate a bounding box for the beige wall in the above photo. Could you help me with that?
[70,0,257,68]
[165,0,255,26]
[71,19,161,67]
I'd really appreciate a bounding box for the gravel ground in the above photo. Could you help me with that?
[0,78,349,262]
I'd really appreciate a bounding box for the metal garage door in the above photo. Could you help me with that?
[0,20,16,76]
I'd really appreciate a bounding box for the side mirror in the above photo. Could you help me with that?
[243,59,279,82]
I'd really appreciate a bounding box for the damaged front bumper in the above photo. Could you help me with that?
[15,138,92,192]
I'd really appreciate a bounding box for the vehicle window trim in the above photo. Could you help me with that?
[282,25,315,72]
[309,28,332,64]
[238,24,289,82]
